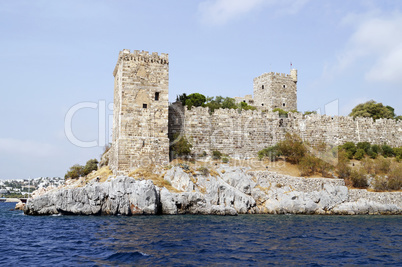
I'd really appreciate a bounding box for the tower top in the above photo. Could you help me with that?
[113,49,169,76]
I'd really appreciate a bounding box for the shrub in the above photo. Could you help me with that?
[336,150,351,178]
[373,156,391,175]
[349,168,368,188]
[273,108,289,117]
[303,111,317,116]
[373,176,388,191]
[258,145,281,161]
[212,150,222,160]
[394,147,402,158]
[388,165,402,190]
[368,151,378,159]
[64,158,99,179]
[340,142,356,159]
[222,157,229,163]
[361,157,374,175]
[381,145,394,158]
[277,133,306,164]
[83,159,98,175]
[239,101,257,111]
[176,163,190,171]
[299,155,318,176]
[170,134,193,158]
[197,167,210,176]
[354,149,365,160]
[371,144,381,155]
[356,142,371,154]
[318,160,334,178]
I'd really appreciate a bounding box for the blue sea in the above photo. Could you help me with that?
[0,202,401,266]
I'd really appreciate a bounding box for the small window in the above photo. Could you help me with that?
[243,100,246,103]
[155,92,160,101]
[283,85,286,88]
[143,104,147,109]
[283,103,286,107]
[261,103,264,106]
[262,85,264,89]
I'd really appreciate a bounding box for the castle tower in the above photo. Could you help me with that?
[253,69,297,112]
[109,49,169,175]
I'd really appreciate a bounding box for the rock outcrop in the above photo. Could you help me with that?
[24,167,402,216]
[24,177,159,216]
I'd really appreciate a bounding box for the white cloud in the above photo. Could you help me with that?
[335,12,402,84]
[0,138,57,158]
[198,0,310,25]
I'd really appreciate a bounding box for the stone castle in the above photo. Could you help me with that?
[109,49,402,175]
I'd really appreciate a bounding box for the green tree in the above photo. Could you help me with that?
[184,93,207,109]
[83,159,99,175]
[177,93,188,106]
[65,164,85,179]
[349,100,395,120]
[203,96,238,112]
[221,97,237,109]
[64,159,99,179]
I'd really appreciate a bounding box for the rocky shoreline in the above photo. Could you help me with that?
[24,167,402,216]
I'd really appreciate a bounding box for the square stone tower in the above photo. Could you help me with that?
[253,69,297,111]
[109,49,169,175]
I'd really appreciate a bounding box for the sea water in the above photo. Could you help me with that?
[0,202,401,266]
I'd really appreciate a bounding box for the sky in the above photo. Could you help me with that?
[1,0,401,179]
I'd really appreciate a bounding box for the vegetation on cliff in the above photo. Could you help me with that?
[258,133,402,191]
[170,133,193,159]
[64,159,99,179]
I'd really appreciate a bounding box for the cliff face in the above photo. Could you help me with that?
[24,177,159,216]
[24,167,402,216]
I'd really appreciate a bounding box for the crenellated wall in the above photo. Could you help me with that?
[168,104,402,157]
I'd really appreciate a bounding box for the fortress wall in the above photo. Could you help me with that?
[348,189,402,206]
[170,105,402,157]
[250,171,346,192]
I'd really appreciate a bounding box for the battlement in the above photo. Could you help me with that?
[253,71,292,81]
[113,49,169,76]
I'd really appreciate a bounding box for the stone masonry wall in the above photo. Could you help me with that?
[253,70,297,111]
[110,49,170,175]
[168,105,402,158]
